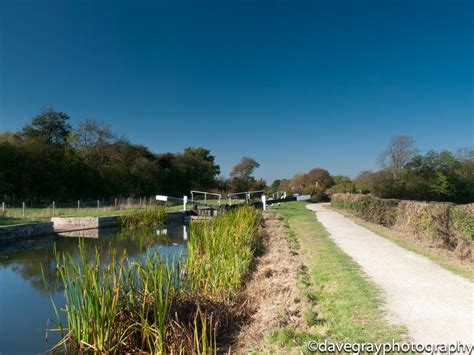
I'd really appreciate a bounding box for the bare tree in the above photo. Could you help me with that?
[377,135,417,178]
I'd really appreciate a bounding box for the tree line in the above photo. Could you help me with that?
[0,108,264,200]
[270,135,473,203]
[1,110,471,204]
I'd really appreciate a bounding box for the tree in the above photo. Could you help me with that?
[177,147,221,192]
[377,135,417,178]
[230,157,260,192]
[22,108,72,149]
[72,120,117,168]
[230,157,260,180]
[331,175,354,194]
[301,168,334,190]
[269,179,281,193]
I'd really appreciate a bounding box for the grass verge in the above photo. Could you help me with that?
[328,205,474,282]
[270,202,406,348]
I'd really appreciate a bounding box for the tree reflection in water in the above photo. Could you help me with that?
[0,224,187,294]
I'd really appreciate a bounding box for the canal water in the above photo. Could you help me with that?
[0,225,187,353]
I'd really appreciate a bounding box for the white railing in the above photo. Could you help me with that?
[190,191,222,204]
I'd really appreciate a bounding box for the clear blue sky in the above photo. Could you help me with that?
[0,0,472,182]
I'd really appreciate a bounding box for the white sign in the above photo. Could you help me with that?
[296,195,311,201]
[156,195,168,201]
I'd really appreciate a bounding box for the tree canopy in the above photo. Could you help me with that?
[0,109,222,200]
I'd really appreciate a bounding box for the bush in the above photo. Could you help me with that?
[451,204,474,259]
[396,201,453,246]
[304,187,329,203]
[331,193,399,227]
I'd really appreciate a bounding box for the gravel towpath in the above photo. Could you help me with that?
[306,203,474,345]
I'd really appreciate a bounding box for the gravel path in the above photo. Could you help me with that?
[306,203,474,345]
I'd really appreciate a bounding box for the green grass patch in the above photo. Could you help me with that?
[0,215,40,226]
[271,202,406,345]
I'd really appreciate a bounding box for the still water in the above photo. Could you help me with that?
[0,225,187,354]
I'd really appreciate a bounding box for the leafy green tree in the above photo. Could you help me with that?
[331,175,354,194]
[22,108,72,149]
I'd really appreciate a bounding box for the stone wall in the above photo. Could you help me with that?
[51,216,120,230]
[0,222,54,241]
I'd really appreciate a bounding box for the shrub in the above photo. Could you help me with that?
[304,186,329,203]
[396,201,453,247]
[331,193,473,260]
[451,204,474,259]
[331,193,399,227]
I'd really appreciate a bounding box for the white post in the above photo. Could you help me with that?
[22,201,25,218]
[97,199,100,209]
[183,195,188,212]
[1,202,4,213]
[261,195,267,211]
[77,200,80,212]
[52,201,55,216]
[204,193,207,202]
[114,198,117,208]
[191,192,194,202]
[183,225,188,241]
[229,196,232,206]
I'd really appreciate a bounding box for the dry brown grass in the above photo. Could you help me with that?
[230,214,306,352]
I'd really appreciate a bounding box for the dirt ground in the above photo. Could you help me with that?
[230,214,307,352]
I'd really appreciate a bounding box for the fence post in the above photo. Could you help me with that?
[22,201,25,218]
[52,201,55,216]
[77,200,80,212]
[97,199,100,209]
[1,202,4,213]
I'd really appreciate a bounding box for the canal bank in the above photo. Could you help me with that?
[0,211,188,241]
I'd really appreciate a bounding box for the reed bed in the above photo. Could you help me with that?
[48,205,261,353]
[118,205,166,229]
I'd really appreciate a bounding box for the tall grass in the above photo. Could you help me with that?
[119,205,166,229]
[187,206,261,299]
[48,205,261,353]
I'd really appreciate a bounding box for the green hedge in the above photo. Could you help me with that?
[331,193,473,260]
[331,194,399,227]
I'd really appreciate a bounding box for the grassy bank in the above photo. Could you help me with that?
[0,205,183,226]
[328,205,474,281]
[270,202,406,348]
[48,206,261,353]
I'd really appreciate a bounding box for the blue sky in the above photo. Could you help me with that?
[0,0,472,182]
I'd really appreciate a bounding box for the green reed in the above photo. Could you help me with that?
[119,205,166,229]
[186,206,261,299]
[49,205,260,353]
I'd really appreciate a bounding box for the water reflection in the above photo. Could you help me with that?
[0,224,187,353]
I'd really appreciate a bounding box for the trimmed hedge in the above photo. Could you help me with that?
[331,193,473,260]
